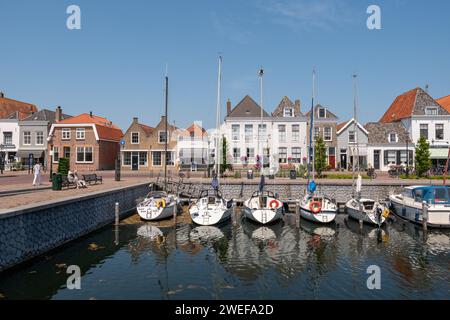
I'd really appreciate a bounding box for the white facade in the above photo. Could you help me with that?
[0,119,20,164]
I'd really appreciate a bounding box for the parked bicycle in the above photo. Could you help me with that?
[366,167,377,179]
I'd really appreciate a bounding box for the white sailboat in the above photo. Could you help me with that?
[345,75,389,227]
[299,68,338,224]
[189,56,234,226]
[137,74,179,221]
[242,68,284,225]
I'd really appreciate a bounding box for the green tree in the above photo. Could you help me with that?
[314,136,328,177]
[219,136,232,174]
[57,157,70,175]
[415,136,431,177]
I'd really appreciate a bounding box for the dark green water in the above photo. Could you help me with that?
[0,212,449,300]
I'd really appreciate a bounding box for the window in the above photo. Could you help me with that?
[62,128,71,140]
[165,151,174,166]
[123,152,131,166]
[284,108,294,117]
[233,148,240,164]
[258,124,267,140]
[420,124,428,139]
[152,151,162,166]
[435,124,444,140]
[36,131,44,145]
[318,108,326,118]
[231,125,240,141]
[3,132,12,145]
[139,152,147,166]
[278,125,286,142]
[63,146,70,159]
[246,148,254,160]
[278,147,287,163]
[131,132,139,144]
[425,107,438,116]
[158,131,168,144]
[23,131,31,145]
[292,147,301,163]
[348,131,355,143]
[384,150,397,165]
[76,146,93,163]
[53,147,59,163]
[314,127,320,140]
[76,128,85,140]
[388,133,397,143]
[245,125,253,143]
[292,125,300,142]
[323,127,332,141]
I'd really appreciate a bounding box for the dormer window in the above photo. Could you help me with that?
[284,107,294,117]
[318,108,326,118]
[388,133,398,143]
[425,107,438,116]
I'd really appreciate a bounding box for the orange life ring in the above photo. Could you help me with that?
[269,199,279,209]
[309,201,321,214]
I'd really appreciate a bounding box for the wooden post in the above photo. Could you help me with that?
[295,204,300,228]
[422,201,428,232]
[115,202,119,226]
[233,203,237,226]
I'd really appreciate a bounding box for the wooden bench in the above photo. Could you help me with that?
[61,175,77,189]
[82,173,103,185]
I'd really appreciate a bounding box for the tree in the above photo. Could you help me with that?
[314,136,328,177]
[57,157,70,175]
[219,136,232,174]
[415,136,431,177]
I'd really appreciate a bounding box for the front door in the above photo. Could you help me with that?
[374,150,380,170]
[340,152,347,170]
[328,147,336,169]
[132,152,139,171]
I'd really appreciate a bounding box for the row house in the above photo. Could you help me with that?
[176,122,209,168]
[121,116,177,173]
[223,95,308,168]
[305,104,339,169]
[48,112,123,172]
[336,119,369,170]
[380,87,450,168]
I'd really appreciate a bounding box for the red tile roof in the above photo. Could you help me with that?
[437,95,450,113]
[379,88,418,123]
[138,123,154,136]
[0,95,38,119]
[58,113,123,142]
[336,121,348,132]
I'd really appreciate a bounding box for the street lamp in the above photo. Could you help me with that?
[48,133,54,182]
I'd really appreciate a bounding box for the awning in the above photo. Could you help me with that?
[429,148,450,160]
[16,150,45,158]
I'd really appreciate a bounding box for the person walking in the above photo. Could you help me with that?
[33,162,41,186]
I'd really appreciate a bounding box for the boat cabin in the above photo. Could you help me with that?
[403,186,450,205]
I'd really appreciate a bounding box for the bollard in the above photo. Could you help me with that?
[422,201,428,232]
[114,225,119,246]
[115,202,119,226]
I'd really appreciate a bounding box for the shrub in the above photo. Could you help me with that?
[58,158,70,175]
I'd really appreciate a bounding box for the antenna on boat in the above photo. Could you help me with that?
[258,67,264,177]
[215,55,222,187]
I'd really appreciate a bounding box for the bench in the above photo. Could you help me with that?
[61,175,77,189]
[82,173,103,185]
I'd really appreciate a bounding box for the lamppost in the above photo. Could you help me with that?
[405,122,411,177]
[48,133,54,182]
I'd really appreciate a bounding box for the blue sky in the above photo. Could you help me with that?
[1,0,449,131]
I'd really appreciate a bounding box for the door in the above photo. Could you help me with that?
[131,152,139,171]
[328,147,336,169]
[374,150,380,170]
[340,152,347,170]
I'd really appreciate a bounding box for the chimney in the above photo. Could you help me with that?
[90,111,93,117]
[55,106,62,122]
[227,99,232,115]
[133,117,138,124]
[295,99,301,113]
[0,92,4,98]
[161,115,166,123]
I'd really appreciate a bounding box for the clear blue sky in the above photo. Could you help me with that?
[1,0,449,131]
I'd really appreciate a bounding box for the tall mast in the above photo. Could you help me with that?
[353,74,360,175]
[164,75,168,191]
[259,68,264,176]
[215,56,222,183]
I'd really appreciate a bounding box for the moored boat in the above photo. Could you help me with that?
[137,190,179,221]
[190,189,233,225]
[242,190,284,225]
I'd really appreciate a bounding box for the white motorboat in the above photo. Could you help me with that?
[242,190,284,225]
[389,186,450,228]
[189,189,233,226]
[299,192,337,224]
[137,190,179,221]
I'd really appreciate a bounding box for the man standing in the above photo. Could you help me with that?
[33,162,41,186]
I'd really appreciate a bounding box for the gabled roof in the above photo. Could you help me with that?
[226,95,270,118]
[186,123,207,137]
[437,94,450,113]
[380,87,448,123]
[21,109,72,123]
[0,95,38,119]
[336,118,369,135]
[364,122,410,144]
[272,96,302,117]
[304,104,338,120]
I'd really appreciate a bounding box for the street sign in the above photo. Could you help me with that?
[120,140,125,146]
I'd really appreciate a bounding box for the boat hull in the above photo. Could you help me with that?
[242,206,283,225]
[345,199,388,227]
[137,202,177,221]
[299,207,336,224]
[190,206,232,226]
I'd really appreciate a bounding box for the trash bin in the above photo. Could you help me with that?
[52,173,62,191]
[289,169,297,180]
[247,169,253,180]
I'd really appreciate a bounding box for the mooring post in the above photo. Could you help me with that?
[295,204,300,228]
[115,202,119,226]
[233,203,237,226]
[422,201,428,232]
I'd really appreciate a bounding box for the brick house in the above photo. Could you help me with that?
[121,116,178,174]
[48,112,123,172]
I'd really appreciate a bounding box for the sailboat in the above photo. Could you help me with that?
[242,68,284,225]
[299,68,338,224]
[189,56,234,226]
[345,75,389,227]
[137,74,179,221]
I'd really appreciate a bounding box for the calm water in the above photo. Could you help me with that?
[0,210,449,300]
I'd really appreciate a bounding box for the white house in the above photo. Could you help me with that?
[336,118,369,170]
[0,117,20,166]
[176,122,210,170]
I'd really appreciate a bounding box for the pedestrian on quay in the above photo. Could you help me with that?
[32,161,41,186]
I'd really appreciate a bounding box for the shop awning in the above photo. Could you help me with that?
[429,148,450,160]
[16,150,45,158]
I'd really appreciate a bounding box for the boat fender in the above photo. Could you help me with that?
[269,199,279,209]
[309,201,321,214]
[156,199,166,208]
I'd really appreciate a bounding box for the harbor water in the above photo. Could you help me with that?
[0,209,449,300]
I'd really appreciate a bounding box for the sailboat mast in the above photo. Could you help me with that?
[215,56,222,183]
[259,68,264,176]
[353,74,360,174]
[311,68,316,181]
[164,75,168,191]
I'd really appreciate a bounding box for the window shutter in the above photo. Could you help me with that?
[384,150,388,165]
